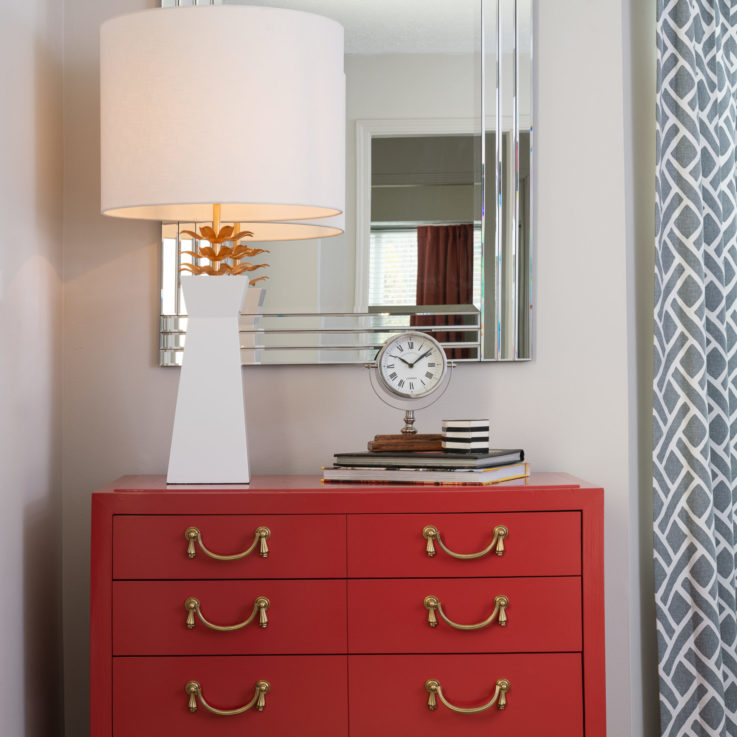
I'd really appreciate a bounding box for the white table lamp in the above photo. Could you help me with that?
[100,5,345,483]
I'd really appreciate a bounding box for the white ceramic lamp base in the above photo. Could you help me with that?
[167,275,250,484]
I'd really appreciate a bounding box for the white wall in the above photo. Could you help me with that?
[61,1,646,736]
[624,0,659,734]
[0,1,64,736]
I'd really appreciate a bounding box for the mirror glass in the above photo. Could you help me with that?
[159,0,533,365]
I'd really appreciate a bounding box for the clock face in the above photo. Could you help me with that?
[377,332,447,399]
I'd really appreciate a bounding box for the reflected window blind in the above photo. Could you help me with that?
[369,229,418,305]
[369,227,481,307]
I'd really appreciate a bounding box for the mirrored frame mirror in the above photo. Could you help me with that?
[159,0,533,366]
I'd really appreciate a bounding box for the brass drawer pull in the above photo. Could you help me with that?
[184,596,270,631]
[425,678,510,713]
[185,525,270,561]
[186,680,270,716]
[424,594,508,630]
[422,524,507,559]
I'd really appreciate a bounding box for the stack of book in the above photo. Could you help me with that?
[322,448,528,486]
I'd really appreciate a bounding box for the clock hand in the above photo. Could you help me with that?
[389,353,412,367]
[407,349,433,369]
[415,349,433,363]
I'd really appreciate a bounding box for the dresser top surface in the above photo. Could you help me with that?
[91,473,603,514]
[99,472,593,492]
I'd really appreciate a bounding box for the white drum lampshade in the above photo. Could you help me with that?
[100,4,345,237]
[99,5,345,483]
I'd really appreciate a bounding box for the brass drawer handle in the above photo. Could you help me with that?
[425,678,510,713]
[424,594,508,630]
[185,680,270,716]
[184,596,270,631]
[185,525,270,561]
[422,524,507,559]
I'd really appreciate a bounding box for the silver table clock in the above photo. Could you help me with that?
[366,331,454,450]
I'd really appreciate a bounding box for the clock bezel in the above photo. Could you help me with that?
[375,331,448,400]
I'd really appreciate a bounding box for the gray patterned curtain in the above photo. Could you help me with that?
[654,1,737,735]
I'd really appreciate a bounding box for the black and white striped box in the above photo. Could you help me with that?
[441,419,490,452]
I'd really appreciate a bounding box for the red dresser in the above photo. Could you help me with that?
[91,473,606,736]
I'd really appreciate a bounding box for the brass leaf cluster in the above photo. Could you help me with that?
[179,225,270,285]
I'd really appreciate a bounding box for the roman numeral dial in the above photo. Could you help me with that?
[376,332,447,399]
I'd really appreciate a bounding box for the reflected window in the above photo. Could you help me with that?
[368,226,481,308]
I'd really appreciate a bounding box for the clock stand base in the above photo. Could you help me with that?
[367,434,443,452]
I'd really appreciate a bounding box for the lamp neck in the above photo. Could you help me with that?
[212,203,222,234]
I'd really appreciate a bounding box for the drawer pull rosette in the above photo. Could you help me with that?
[184,595,270,631]
[185,680,270,716]
[425,678,510,714]
[185,525,270,561]
[424,594,509,630]
[422,524,508,559]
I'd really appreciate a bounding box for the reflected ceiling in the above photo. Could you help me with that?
[224,0,529,54]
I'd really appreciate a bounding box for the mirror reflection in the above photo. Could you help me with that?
[367,133,482,361]
[159,0,533,366]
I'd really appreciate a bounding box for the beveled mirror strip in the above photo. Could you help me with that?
[513,0,520,359]
[160,344,481,367]
[495,0,503,361]
[162,0,221,6]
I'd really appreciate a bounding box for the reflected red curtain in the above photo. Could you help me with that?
[412,224,473,359]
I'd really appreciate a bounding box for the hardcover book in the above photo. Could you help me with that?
[333,448,524,469]
[322,462,530,485]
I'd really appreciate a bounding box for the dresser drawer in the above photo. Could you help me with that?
[348,577,581,653]
[113,514,346,579]
[113,655,347,737]
[349,653,583,737]
[113,579,347,655]
[348,511,580,577]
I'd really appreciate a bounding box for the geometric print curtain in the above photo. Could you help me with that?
[654,1,737,735]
